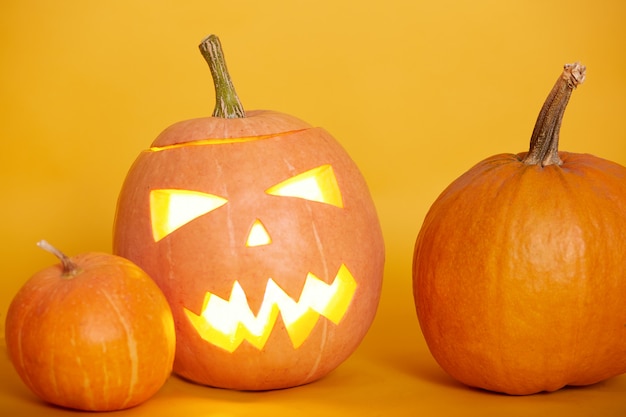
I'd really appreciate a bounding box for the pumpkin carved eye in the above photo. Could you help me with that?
[150,189,228,242]
[265,164,343,208]
[149,164,343,243]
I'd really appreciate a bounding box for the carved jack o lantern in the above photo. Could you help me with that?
[113,35,384,390]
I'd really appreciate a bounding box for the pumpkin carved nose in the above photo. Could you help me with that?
[246,219,272,247]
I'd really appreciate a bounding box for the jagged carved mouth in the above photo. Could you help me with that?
[183,264,357,352]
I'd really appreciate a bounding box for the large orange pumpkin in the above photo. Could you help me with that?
[413,63,626,395]
[5,241,176,411]
[113,35,384,390]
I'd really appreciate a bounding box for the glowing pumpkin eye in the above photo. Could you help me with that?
[265,165,343,208]
[150,189,228,242]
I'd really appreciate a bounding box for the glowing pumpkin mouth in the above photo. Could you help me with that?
[183,264,357,352]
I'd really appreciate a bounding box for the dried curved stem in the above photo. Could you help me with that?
[199,34,246,119]
[37,240,81,277]
[522,62,586,166]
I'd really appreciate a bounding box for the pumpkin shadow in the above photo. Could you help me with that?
[356,319,466,392]
[161,356,397,413]
[376,347,626,398]
[378,346,465,391]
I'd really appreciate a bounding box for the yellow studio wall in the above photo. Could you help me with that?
[1,0,625,416]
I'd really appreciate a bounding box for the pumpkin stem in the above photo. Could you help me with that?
[199,34,246,119]
[37,240,81,278]
[522,62,586,166]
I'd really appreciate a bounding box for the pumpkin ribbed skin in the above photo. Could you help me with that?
[413,151,626,395]
[5,252,176,411]
[113,110,384,390]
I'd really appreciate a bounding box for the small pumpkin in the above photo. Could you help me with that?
[113,35,384,390]
[5,241,176,411]
[413,63,626,395]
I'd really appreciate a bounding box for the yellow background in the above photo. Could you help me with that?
[2,0,626,415]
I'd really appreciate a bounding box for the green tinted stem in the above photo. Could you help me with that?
[199,34,245,119]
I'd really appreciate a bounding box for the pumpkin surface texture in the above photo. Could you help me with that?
[113,35,384,390]
[5,241,176,411]
[412,63,626,395]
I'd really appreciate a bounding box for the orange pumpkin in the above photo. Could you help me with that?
[413,63,626,395]
[113,35,384,390]
[5,241,176,411]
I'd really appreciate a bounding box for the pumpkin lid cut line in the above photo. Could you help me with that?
[148,128,312,152]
